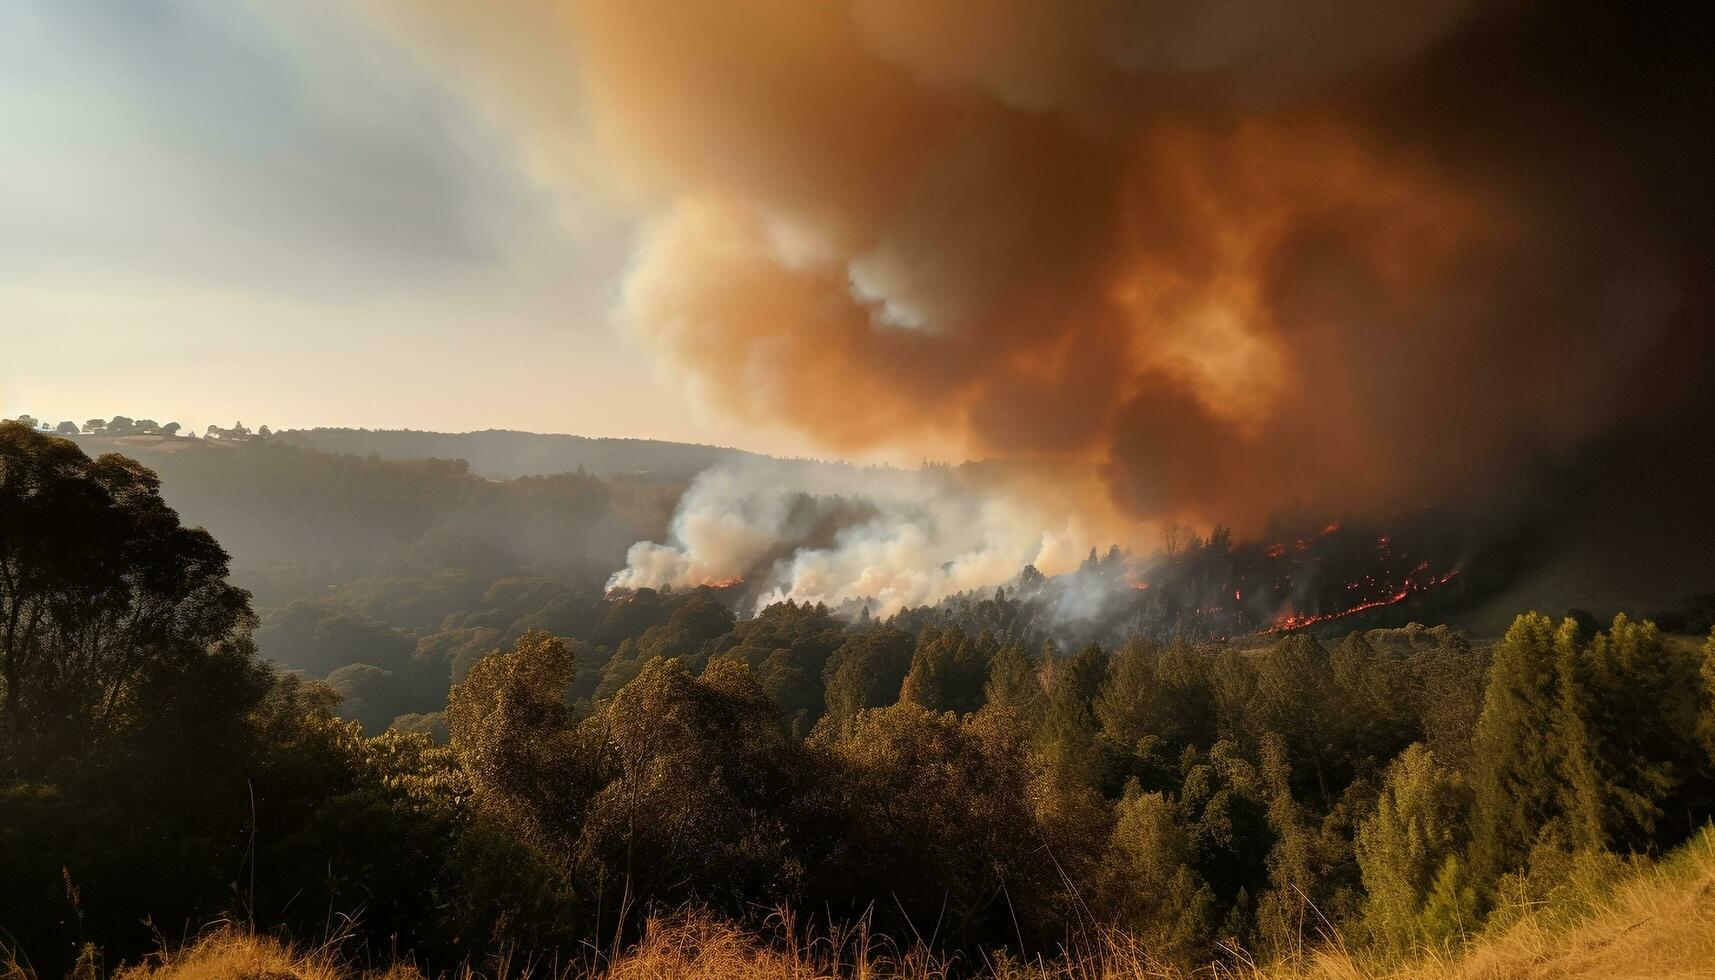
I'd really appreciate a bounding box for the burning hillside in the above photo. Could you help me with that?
[376,0,1712,628]
[604,455,1497,644]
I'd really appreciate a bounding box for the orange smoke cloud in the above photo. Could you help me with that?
[370,0,1690,534]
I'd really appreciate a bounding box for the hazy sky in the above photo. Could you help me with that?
[0,0,819,454]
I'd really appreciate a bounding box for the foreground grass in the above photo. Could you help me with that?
[1255,827,1715,980]
[17,829,1715,980]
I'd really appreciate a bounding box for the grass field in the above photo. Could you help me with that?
[35,827,1712,980]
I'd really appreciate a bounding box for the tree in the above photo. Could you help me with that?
[821,627,915,733]
[84,418,106,433]
[55,420,78,435]
[445,631,589,850]
[1248,634,1342,804]
[1356,744,1474,953]
[1096,638,1217,759]
[1099,781,1215,966]
[1039,643,1110,783]
[828,702,1068,949]
[1468,613,1569,882]
[1559,614,1701,854]
[0,423,254,770]
[577,656,817,916]
[982,642,1045,727]
[900,626,994,716]
[161,421,181,437]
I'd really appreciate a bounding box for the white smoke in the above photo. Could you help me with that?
[607,459,1110,617]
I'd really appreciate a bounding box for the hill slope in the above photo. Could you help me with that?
[275,427,761,481]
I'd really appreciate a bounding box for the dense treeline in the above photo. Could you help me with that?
[116,435,676,584]
[5,423,1715,977]
[69,433,685,733]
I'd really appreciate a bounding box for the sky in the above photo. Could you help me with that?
[6,0,1708,510]
[0,0,819,455]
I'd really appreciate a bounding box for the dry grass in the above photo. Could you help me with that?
[1252,828,1715,980]
[105,930,402,980]
[32,829,1715,980]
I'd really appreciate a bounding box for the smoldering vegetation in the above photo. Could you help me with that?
[607,456,1497,647]
[607,458,1109,618]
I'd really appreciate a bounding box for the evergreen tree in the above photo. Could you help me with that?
[1038,643,1110,784]
[1469,613,1568,882]
[820,627,916,733]
[900,626,995,715]
[1099,781,1215,967]
[1355,744,1473,953]
[1565,615,1700,853]
[982,642,1045,728]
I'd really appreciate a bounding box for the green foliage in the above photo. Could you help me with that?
[0,423,256,771]
[716,600,847,733]
[1470,613,1708,888]
[1039,643,1110,784]
[11,433,1715,975]
[445,631,590,850]
[577,657,816,913]
[820,627,916,733]
[1469,613,1569,882]
[982,642,1045,725]
[899,626,996,715]
[1567,615,1703,853]
[1098,782,1215,966]
[1355,744,1473,953]
[826,702,1074,948]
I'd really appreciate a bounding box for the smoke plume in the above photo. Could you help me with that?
[372,0,1712,591]
[607,458,1125,616]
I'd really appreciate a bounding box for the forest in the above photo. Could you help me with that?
[5,422,1715,979]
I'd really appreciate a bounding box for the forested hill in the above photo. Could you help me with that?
[7,421,1715,980]
[275,426,762,481]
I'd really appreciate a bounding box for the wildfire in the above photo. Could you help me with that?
[1267,568,1461,633]
[703,576,745,589]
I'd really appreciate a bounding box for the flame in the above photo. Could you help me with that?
[1267,568,1461,633]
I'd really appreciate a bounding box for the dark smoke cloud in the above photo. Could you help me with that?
[374,0,1712,539]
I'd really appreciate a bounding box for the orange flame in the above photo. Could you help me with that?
[1268,569,1460,633]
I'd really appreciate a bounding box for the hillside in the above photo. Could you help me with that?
[274,427,762,481]
[9,423,1715,980]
